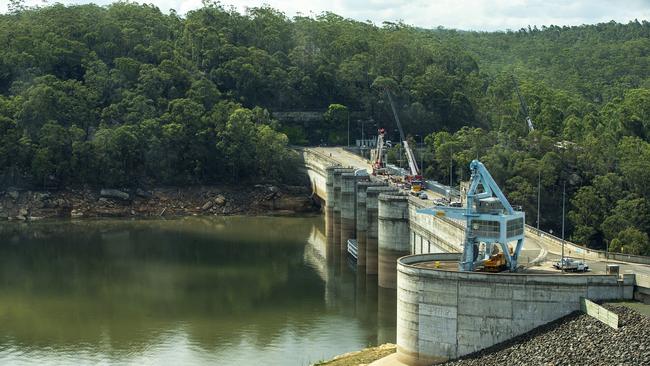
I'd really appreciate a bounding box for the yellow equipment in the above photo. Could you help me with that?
[482,246,514,272]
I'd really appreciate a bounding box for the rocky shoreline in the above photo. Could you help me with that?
[0,184,319,221]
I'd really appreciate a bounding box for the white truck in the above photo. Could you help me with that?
[553,258,589,272]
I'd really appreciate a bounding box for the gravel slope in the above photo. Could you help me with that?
[443,305,650,366]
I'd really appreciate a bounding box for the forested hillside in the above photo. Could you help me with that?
[0,2,649,253]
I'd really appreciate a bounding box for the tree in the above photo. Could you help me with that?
[323,103,349,145]
[568,186,607,248]
[610,228,650,256]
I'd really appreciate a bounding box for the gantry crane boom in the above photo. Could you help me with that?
[512,76,535,133]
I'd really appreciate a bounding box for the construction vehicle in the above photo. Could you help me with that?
[371,128,387,175]
[483,246,515,272]
[382,90,424,194]
[418,160,526,272]
[513,76,535,133]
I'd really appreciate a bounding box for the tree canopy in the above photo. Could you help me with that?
[1,2,649,253]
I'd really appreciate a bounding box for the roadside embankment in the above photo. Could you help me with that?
[0,185,318,220]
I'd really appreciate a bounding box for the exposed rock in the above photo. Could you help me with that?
[33,192,50,201]
[284,185,310,194]
[7,190,19,200]
[100,189,130,200]
[135,188,152,198]
[214,195,226,206]
[272,196,313,212]
[14,208,28,220]
[201,200,214,211]
[0,185,316,220]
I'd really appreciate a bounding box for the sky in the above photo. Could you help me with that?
[3,0,650,31]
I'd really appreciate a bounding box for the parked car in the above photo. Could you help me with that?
[433,198,449,206]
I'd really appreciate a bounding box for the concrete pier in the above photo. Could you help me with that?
[378,192,410,289]
[366,186,399,276]
[332,168,353,249]
[325,166,338,239]
[356,181,387,268]
[340,172,357,255]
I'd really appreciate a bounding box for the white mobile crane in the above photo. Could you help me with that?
[383,90,424,193]
[513,76,535,133]
[372,128,387,175]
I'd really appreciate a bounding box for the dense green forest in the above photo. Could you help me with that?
[1,1,649,254]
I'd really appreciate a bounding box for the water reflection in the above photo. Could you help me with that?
[0,216,394,365]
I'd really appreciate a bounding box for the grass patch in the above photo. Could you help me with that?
[313,344,396,366]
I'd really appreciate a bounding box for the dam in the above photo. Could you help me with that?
[300,146,648,365]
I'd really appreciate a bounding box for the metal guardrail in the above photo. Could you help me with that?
[525,224,650,265]
[296,147,341,167]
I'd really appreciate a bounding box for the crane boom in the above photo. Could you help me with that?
[372,128,386,175]
[512,76,535,132]
[384,90,419,176]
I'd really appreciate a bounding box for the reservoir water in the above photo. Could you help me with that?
[0,216,396,365]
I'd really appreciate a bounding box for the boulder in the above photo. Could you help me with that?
[201,200,214,211]
[214,195,226,206]
[33,192,51,201]
[15,207,28,220]
[71,209,84,218]
[100,189,130,200]
[135,188,153,199]
[6,190,19,200]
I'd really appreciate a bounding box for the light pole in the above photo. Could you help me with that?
[449,145,453,189]
[560,181,566,272]
[537,168,541,231]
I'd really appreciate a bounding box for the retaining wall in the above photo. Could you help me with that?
[408,197,464,255]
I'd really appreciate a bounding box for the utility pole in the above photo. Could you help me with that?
[537,168,541,230]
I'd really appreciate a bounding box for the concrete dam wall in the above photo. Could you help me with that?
[396,254,635,366]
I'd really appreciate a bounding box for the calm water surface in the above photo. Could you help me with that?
[0,216,395,365]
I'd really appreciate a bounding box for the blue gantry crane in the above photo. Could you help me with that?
[417,160,525,272]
